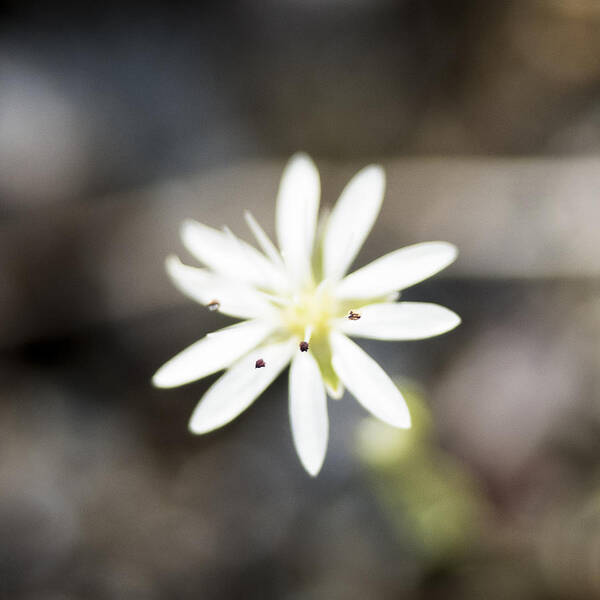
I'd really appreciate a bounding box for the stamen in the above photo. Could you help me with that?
[207,299,220,311]
[348,310,361,320]
[299,341,309,352]
[304,325,314,344]
[255,358,266,368]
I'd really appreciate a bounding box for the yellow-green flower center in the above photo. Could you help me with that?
[277,283,372,397]
[282,285,339,341]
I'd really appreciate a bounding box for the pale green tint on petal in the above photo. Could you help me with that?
[166,255,276,320]
[289,350,329,476]
[330,331,411,428]
[309,335,343,399]
[335,241,458,300]
[335,301,461,340]
[152,320,275,388]
[323,165,385,282]
[276,153,320,288]
[325,381,344,400]
[309,208,329,284]
[181,219,285,292]
[189,338,296,434]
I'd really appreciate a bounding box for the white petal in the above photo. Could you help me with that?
[276,153,320,287]
[166,256,276,320]
[152,320,275,388]
[330,332,410,428]
[335,302,461,340]
[289,350,329,476]
[244,210,284,268]
[189,338,296,434]
[335,241,458,300]
[223,225,288,291]
[181,219,285,291]
[323,165,385,281]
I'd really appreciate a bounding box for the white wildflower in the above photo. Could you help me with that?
[153,154,460,476]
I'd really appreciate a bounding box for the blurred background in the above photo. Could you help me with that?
[3,1,600,598]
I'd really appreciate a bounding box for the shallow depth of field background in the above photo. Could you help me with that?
[3,1,600,599]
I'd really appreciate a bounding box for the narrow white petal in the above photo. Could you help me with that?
[181,219,247,279]
[152,320,275,388]
[181,219,285,291]
[166,256,276,320]
[330,332,410,428]
[189,338,295,434]
[244,210,284,268]
[222,225,288,291]
[323,165,385,281]
[335,241,458,300]
[276,153,320,287]
[289,350,329,476]
[335,302,461,340]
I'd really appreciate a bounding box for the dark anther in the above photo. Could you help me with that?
[255,358,266,368]
[299,341,309,352]
[207,299,220,311]
[348,310,361,320]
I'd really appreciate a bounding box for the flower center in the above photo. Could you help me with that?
[281,285,338,341]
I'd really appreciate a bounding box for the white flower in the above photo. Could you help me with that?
[152,153,460,476]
